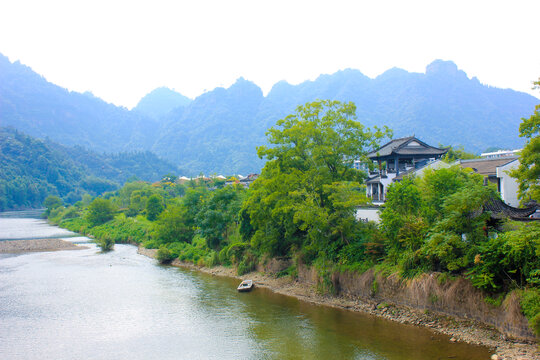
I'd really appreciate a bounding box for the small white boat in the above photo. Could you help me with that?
[237,279,254,292]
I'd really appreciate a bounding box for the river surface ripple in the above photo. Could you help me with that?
[0,211,492,359]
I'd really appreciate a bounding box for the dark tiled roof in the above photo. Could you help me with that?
[368,136,447,159]
[459,157,518,176]
[485,198,539,221]
[366,176,382,184]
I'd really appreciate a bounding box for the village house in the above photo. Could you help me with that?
[365,136,448,204]
[459,157,520,207]
[357,136,532,222]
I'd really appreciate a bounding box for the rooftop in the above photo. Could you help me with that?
[368,136,447,159]
[459,157,518,176]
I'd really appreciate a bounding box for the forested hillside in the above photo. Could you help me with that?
[1,53,538,175]
[0,127,180,210]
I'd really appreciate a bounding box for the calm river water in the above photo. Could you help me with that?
[0,211,493,359]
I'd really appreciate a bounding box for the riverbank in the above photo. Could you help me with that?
[0,238,88,253]
[138,246,538,360]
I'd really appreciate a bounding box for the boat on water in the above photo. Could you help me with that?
[237,279,254,292]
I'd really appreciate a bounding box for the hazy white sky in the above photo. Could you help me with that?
[0,0,538,109]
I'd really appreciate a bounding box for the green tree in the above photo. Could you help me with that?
[417,166,480,225]
[196,185,245,249]
[379,177,425,258]
[43,195,63,216]
[440,144,479,161]
[146,194,164,221]
[422,183,495,273]
[152,204,192,244]
[86,198,115,226]
[511,78,540,203]
[242,100,391,258]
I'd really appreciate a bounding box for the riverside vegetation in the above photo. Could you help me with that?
[48,99,540,339]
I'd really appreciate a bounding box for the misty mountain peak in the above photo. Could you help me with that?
[134,87,191,119]
[227,77,263,99]
[426,59,468,79]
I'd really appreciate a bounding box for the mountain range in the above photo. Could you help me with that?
[1,53,538,175]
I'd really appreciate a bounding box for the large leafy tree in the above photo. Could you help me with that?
[86,198,115,226]
[511,78,540,203]
[152,204,193,244]
[242,100,391,258]
[196,185,246,249]
[146,194,164,221]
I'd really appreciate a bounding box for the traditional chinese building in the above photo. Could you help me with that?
[365,136,447,203]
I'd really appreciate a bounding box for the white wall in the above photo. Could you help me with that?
[496,159,520,207]
[355,207,381,223]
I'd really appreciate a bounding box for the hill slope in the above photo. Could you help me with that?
[0,54,157,153]
[0,127,180,210]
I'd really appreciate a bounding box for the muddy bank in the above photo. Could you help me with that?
[137,246,538,360]
[0,238,88,253]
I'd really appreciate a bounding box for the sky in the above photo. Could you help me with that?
[0,0,539,109]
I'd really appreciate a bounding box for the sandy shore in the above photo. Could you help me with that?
[138,246,538,360]
[0,238,88,253]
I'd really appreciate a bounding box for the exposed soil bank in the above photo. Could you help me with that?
[137,246,538,360]
[0,238,88,253]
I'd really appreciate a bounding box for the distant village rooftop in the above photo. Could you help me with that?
[480,149,521,159]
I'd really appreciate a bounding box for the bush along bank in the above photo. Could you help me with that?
[48,100,540,344]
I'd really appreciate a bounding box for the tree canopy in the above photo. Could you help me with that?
[242,100,392,257]
[86,198,116,226]
[511,77,540,203]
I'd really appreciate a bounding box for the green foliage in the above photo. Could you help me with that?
[96,236,114,252]
[276,264,298,279]
[47,205,80,224]
[510,102,540,203]
[237,255,257,276]
[520,288,540,336]
[316,266,336,295]
[243,100,391,259]
[156,246,176,264]
[146,194,164,221]
[86,198,115,226]
[441,144,479,161]
[60,217,92,234]
[467,222,540,291]
[418,166,481,225]
[484,294,504,307]
[422,184,494,273]
[89,215,151,244]
[0,126,181,211]
[371,278,378,296]
[152,204,193,245]
[380,178,425,259]
[196,185,246,249]
[43,195,63,213]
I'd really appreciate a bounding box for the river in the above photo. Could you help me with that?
[0,211,492,359]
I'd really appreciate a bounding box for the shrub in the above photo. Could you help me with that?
[157,246,176,264]
[96,237,114,252]
[521,288,540,337]
[219,245,231,265]
[87,198,115,226]
[276,264,297,278]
